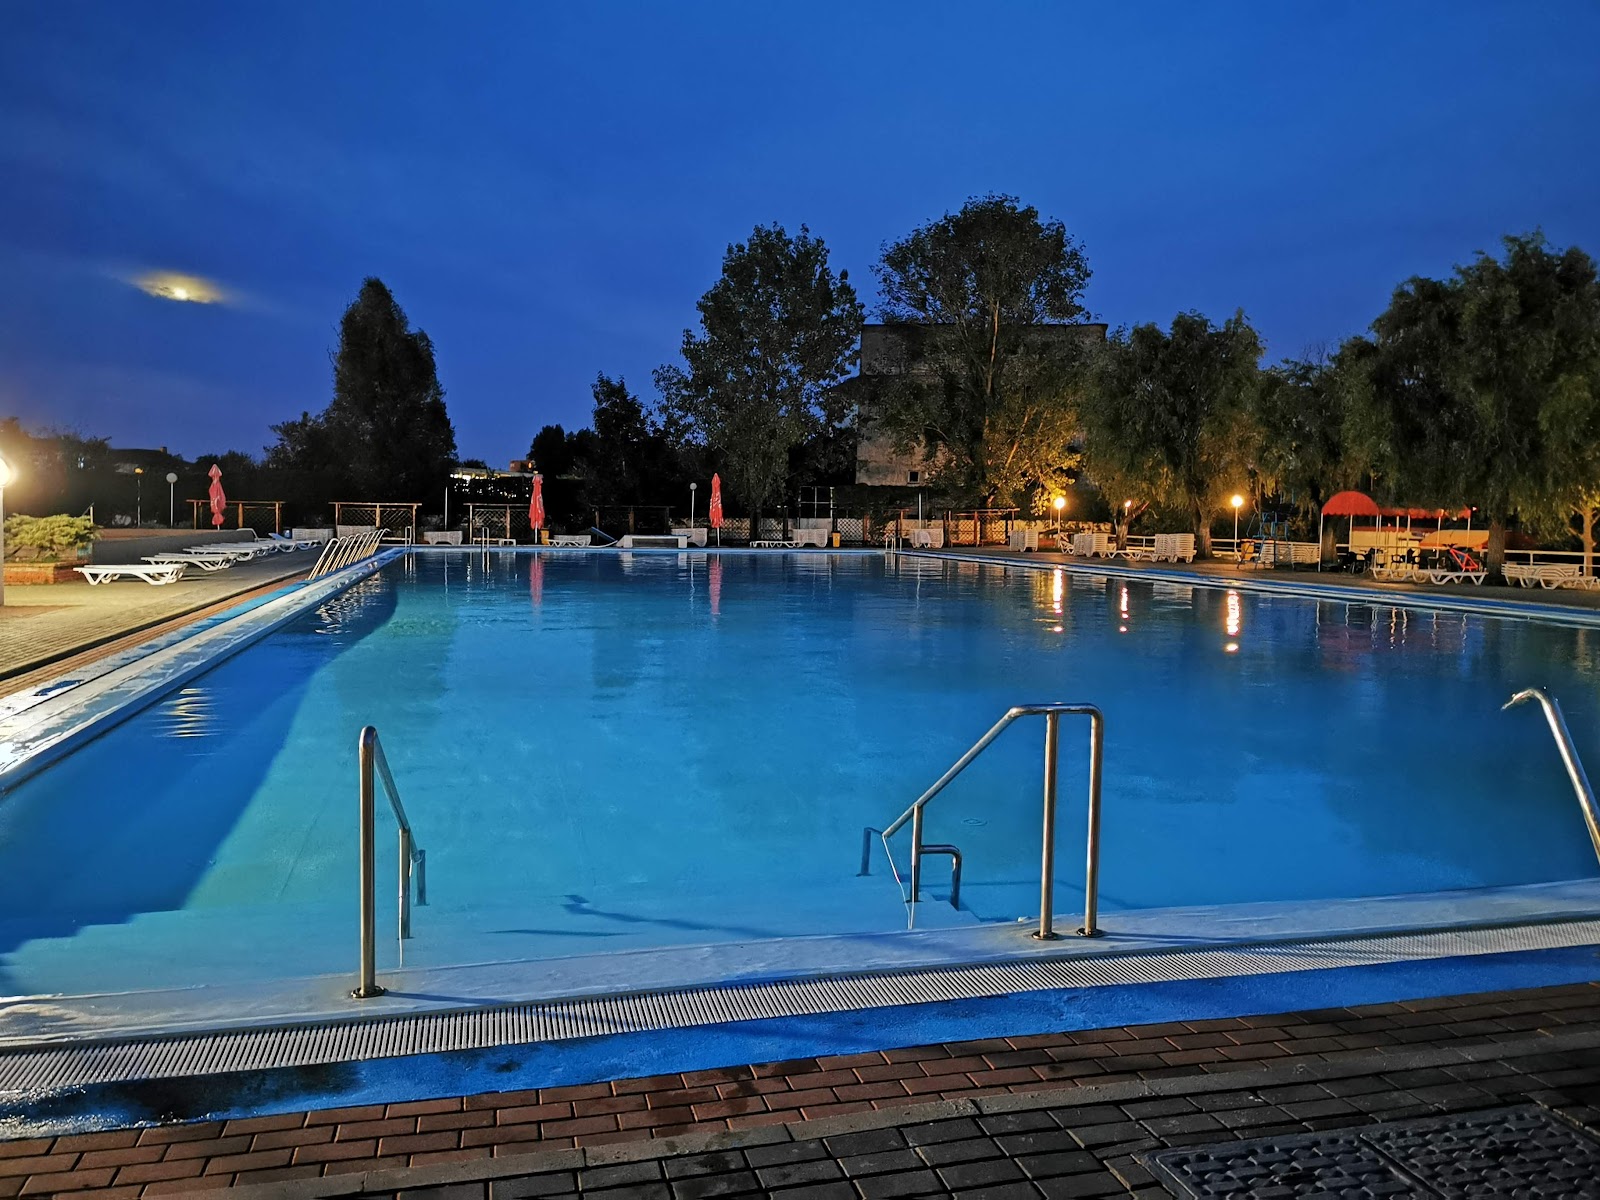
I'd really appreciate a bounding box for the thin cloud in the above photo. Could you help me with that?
[129,269,229,305]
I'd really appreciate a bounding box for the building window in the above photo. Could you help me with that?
[907,470,920,484]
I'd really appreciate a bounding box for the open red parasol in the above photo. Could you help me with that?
[1320,490,1381,517]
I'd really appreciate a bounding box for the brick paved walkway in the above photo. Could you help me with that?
[0,552,316,684]
[5,982,1597,1196]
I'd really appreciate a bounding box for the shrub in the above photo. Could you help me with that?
[3,514,100,562]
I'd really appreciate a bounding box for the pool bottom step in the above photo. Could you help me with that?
[0,873,986,999]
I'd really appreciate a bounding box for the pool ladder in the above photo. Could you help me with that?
[1504,688,1600,867]
[862,703,1105,940]
[353,725,427,999]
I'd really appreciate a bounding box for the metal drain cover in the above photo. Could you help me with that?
[1144,1105,1600,1198]
[1368,1107,1600,1197]
[1148,1130,1420,1197]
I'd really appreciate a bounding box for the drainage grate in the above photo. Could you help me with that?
[2,918,1597,1094]
[1145,1104,1600,1198]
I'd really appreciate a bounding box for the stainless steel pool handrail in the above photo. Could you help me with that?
[1504,687,1600,866]
[878,703,1104,940]
[309,530,385,582]
[354,724,427,999]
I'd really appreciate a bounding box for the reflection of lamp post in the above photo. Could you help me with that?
[134,467,144,527]
[1053,495,1066,546]
[689,481,698,530]
[1231,493,1244,552]
[166,472,178,527]
[0,453,11,607]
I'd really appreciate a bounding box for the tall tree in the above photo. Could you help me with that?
[1079,311,1264,556]
[871,195,1093,506]
[1342,234,1600,574]
[1253,348,1349,512]
[656,223,861,535]
[586,373,679,505]
[269,278,456,504]
[528,424,574,477]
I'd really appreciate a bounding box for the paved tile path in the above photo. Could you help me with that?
[3,981,1596,1196]
[0,552,315,684]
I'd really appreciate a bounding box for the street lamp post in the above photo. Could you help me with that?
[1231,494,1245,562]
[0,453,10,607]
[689,481,697,530]
[166,472,178,527]
[1053,495,1066,547]
[134,467,144,527]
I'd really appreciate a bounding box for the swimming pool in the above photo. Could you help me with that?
[2,550,1596,1003]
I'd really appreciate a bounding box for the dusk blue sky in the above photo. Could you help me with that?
[2,2,1598,463]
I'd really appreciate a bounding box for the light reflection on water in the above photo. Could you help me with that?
[154,686,215,740]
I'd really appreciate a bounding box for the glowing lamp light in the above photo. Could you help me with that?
[1053,496,1066,512]
[0,454,11,488]
[1231,494,1244,510]
[1124,499,1132,510]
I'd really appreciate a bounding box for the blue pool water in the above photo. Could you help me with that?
[2,551,1597,998]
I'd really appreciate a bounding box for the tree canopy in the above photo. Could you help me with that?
[656,223,861,528]
[870,194,1093,507]
[268,277,456,504]
[1079,311,1264,555]
[1341,234,1600,569]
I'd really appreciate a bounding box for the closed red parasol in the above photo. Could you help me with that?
[207,463,226,528]
[529,473,545,537]
[709,473,723,546]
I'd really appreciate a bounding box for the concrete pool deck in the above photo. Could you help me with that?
[3,980,1597,1196]
[0,549,320,688]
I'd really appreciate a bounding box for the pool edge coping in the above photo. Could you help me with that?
[905,548,1600,628]
[4,877,1598,1055]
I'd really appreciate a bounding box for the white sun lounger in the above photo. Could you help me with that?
[144,552,234,572]
[269,533,317,550]
[1421,567,1487,585]
[192,543,271,560]
[75,563,187,586]
[1556,573,1600,591]
[1369,562,1418,583]
[1505,563,1584,589]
